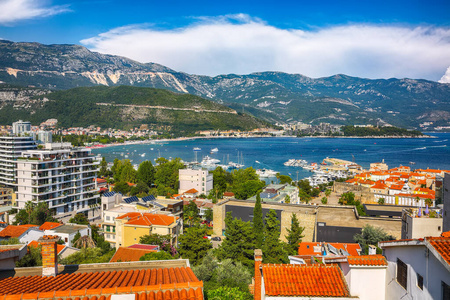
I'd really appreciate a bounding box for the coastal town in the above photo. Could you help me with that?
[0,119,449,300]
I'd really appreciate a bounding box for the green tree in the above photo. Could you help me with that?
[378,198,385,205]
[231,168,265,200]
[339,192,355,205]
[91,225,111,254]
[217,212,255,268]
[192,250,218,282]
[184,200,200,227]
[154,157,185,194]
[139,251,174,261]
[137,160,155,186]
[284,195,291,203]
[321,197,328,204]
[277,174,292,184]
[119,160,137,183]
[60,247,115,264]
[13,201,57,226]
[204,208,213,222]
[69,213,89,225]
[253,193,264,249]
[178,227,212,265]
[113,181,130,195]
[263,210,287,264]
[98,157,112,178]
[129,181,150,196]
[140,233,171,246]
[325,189,331,197]
[285,214,304,255]
[0,238,21,245]
[207,286,250,300]
[212,166,232,196]
[16,245,42,267]
[354,224,395,254]
[111,158,123,182]
[72,231,81,246]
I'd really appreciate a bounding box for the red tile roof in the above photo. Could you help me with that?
[371,181,388,190]
[184,188,198,194]
[442,231,450,238]
[28,241,66,255]
[110,247,157,263]
[262,264,350,297]
[427,237,450,266]
[0,267,201,296]
[0,225,32,238]
[39,222,62,231]
[223,192,235,197]
[128,244,159,251]
[116,212,178,226]
[347,255,387,266]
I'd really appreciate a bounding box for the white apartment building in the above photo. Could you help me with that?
[12,120,31,135]
[178,168,213,195]
[15,142,100,216]
[0,135,37,187]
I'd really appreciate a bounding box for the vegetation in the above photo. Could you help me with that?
[69,213,89,225]
[285,214,305,255]
[354,224,396,254]
[16,245,42,267]
[178,227,212,265]
[253,194,264,249]
[262,210,288,264]
[139,251,174,261]
[183,200,200,227]
[60,247,115,265]
[13,201,57,226]
[140,233,178,257]
[341,125,423,137]
[230,167,265,200]
[339,192,366,216]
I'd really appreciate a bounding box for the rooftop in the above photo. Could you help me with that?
[262,264,350,297]
[39,222,63,231]
[0,225,34,238]
[47,224,89,234]
[347,255,387,266]
[298,242,361,256]
[109,247,157,263]
[116,212,178,227]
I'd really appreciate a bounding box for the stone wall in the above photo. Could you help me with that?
[333,182,374,203]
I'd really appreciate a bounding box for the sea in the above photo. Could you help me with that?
[92,132,450,180]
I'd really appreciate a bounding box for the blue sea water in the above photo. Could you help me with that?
[92,132,450,180]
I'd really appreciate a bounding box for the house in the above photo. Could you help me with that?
[44,223,90,247]
[253,249,353,300]
[401,208,443,239]
[39,222,62,231]
[110,244,158,263]
[28,240,78,259]
[183,188,199,198]
[179,168,213,195]
[115,212,182,248]
[0,235,204,299]
[379,234,450,299]
[0,225,43,244]
[0,244,27,270]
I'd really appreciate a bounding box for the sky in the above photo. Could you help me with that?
[1,0,450,82]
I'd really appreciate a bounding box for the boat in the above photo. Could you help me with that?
[193,147,201,151]
[200,155,221,169]
[140,153,146,157]
[210,148,219,153]
[256,169,278,178]
[283,159,308,167]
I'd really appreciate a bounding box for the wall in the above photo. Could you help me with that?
[123,225,151,247]
[444,173,450,232]
[384,245,450,300]
[18,228,44,244]
[403,214,443,239]
[333,182,373,203]
[341,263,386,300]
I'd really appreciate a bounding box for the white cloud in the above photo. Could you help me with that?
[0,0,69,25]
[439,66,450,83]
[81,15,450,81]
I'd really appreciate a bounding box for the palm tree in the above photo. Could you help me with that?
[73,235,96,248]
[24,201,34,224]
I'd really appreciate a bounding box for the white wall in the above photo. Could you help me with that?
[341,263,386,300]
[384,245,450,300]
[18,228,44,244]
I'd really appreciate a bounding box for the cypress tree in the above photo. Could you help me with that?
[285,213,305,255]
[263,209,288,264]
[253,193,263,248]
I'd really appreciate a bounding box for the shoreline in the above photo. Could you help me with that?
[86,134,436,149]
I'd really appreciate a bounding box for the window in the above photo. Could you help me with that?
[444,281,450,300]
[397,258,408,290]
[65,238,68,242]
[106,216,110,221]
[417,273,423,290]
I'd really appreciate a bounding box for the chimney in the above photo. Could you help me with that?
[254,249,263,300]
[368,244,377,255]
[39,235,59,276]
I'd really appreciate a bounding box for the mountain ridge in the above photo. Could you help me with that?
[0,40,449,129]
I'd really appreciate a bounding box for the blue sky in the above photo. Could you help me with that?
[1,0,450,81]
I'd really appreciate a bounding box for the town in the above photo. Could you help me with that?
[0,120,449,300]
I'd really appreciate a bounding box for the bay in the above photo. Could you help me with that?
[92,132,450,180]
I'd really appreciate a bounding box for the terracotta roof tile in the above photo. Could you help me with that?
[262,264,350,297]
[427,237,450,266]
[128,244,159,251]
[109,247,157,263]
[0,225,32,238]
[347,255,387,266]
[28,241,66,255]
[116,212,177,226]
[0,267,201,296]
[39,222,62,231]
[298,242,361,256]
[184,189,198,194]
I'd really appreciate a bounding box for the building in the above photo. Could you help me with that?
[0,225,43,244]
[401,208,443,239]
[379,234,450,300]
[12,120,31,135]
[115,212,182,248]
[109,244,158,262]
[37,131,52,144]
[0,135,37,187]
[0,244,27,270]
[444,173,450,232]
[0,187,13,206]
[249,183,300,204]
[44,223,90,247]
[0,235,204,299]
[179,168,213,195]
[15,142,100,217]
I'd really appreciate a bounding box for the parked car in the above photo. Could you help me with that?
[211,236,221,241]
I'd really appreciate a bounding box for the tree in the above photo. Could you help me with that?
[354,224,396,254]
[137,160,155,187]
[113,181,130,195]
[217,212,255,268]
[139,251,174,261]
[0,238,20,245]
[60,247,115,265]
[91,225,111,254]
[277,174,292,184]
[140,233,171,246]
[284,195,291,203]
[285,214,304,255]
[192,250,218,282]
[98,157,112,178]
[72,231,81,246]
[120,160,137,183]
[212,166,232,196]
[321,197,328,204]
[339,192,355,205]
[178,227,212,265]
[13,201,57,226]
[129,181,150,196]
[231,168,264,200]
[263,210,287,264]
[69,213,89,225]
[378,198,385,205]
[325,189,331,197]
[207,286,250,300]
[16,245,42,267]
[184,200,200,227]
[154,157,185,194]
[204,208,213,222]
[253,193,264,249]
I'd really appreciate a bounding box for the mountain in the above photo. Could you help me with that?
[1,40,449,129]
[0,85,272,135]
